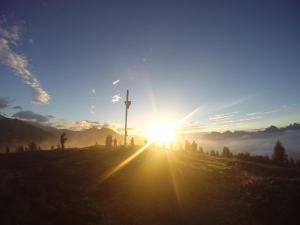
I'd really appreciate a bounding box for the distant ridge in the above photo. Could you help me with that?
[0,117,122,152]
[202,123,300,140]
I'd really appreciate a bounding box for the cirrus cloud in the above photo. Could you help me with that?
[0,22,50,104]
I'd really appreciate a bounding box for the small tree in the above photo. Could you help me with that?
[272,140,288,164]
[185,140,191,152]
[16,145,25,153]
[191,141,197,152]
[198,146,203,153]
[222,147,232,158]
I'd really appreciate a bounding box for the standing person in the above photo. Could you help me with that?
[60,132,67,150]
[113,137,117,148]
[130,137,135,147]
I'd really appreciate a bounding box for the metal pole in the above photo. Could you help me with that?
[124,90,131,146]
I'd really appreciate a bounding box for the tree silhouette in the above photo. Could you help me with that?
[272,140,288,164]
[198,146,204,153]
[210,150,216,156]
[222,147,232,158]
[29,142,38,151]
[191,141,197,152]
[185,140,191,152]
[16,145,24,153]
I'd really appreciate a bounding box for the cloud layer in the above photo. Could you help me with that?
[0,22,50,104]
[12,110,51,122]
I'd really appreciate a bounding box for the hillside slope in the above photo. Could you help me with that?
[0,149,299,225]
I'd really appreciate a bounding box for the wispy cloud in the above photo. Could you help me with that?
[112,94,121,103]
[89,105,96,114]
[112,79,120,85]
[0,22,50,104]
[209,112,238,121]
[247,105,290,117]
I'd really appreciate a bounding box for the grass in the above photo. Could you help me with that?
[0,147,299,225]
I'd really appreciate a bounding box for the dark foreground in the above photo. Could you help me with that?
[0,148,300,225]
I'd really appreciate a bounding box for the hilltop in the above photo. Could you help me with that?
[0,148,299,225]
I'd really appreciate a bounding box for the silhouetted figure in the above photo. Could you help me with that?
[29,142,38,151]
[60,132,67,150]
[5,146,10,154]
[105,135,113,148]
[272,140,288,164]
[130,137,135,147]
[144,138,148,145]
[51,146,54,150]
[113,137,117,148]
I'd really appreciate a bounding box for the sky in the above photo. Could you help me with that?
[0,0,299,132]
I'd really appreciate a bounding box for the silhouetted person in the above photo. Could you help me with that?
[60,132,67,150]
[113,137,117,148]
[130,137,135,147]
[272,140,287,164]
[144,138,148,145]
[105,135,113,148]
[5,146,10,154]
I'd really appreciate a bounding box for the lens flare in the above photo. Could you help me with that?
[147,121,176,146]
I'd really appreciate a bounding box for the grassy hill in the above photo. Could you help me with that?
[0,148,299,225]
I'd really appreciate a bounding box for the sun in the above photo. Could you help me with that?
[146,121,176,146]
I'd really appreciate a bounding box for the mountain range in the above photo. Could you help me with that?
[1,115,300,155]
[0,116,122,152]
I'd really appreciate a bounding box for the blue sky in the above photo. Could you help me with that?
[0,0,299,131]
